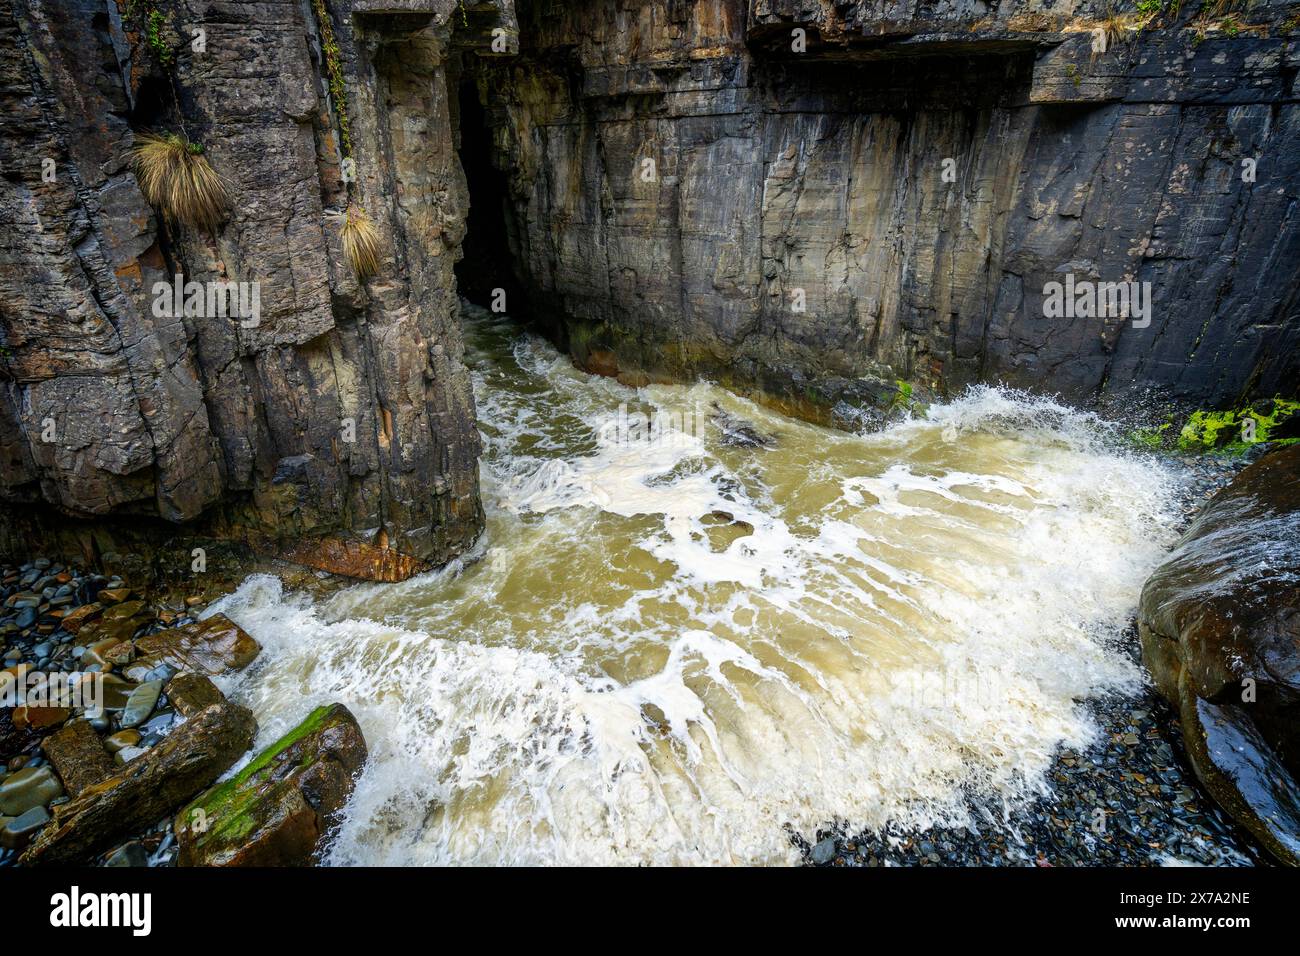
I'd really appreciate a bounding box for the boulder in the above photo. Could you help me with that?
[41,719,114,796]
[1,806,51,850]
[165,672,224,718]
[78,600,154,645]
[20,700,257,865]
[12,705,70,732]
[1139,444,1300,865]
[0,765,63,816]
[176,703,366,867]
[59,602,103,635]
[134,614,261,676]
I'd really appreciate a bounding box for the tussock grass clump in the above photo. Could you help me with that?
[131,133,227,231]
[338,204,381,279]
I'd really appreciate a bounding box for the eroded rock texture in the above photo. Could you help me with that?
[0,0,482,579]
[457,0,1300,415]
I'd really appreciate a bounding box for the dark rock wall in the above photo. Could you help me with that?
[463,0,1300,410]
[0,0,482,579]
[2,0,1298,577]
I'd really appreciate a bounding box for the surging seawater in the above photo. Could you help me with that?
[207,302,1186,865]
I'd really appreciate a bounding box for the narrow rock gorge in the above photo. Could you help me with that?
[1,0,1299,879]
[2,0,1297,577]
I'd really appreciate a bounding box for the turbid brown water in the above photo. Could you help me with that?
[209,303,1188,865]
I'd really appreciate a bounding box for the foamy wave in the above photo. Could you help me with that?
[209,314,1186,865]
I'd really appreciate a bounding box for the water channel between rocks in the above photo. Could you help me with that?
[210,303,1205,865]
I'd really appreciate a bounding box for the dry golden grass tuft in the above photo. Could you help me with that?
[338,204,381,279]
[131,133,227,231]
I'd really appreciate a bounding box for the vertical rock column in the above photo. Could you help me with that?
[0,0,484,581]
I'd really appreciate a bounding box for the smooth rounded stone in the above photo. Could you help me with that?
[113,745,148,765]
[81,637,130,668]
[14,609,35,629]
[120,680,162,728]
[99,675,136,711]
[88,716,109,733]
[810,837,837,865]
[140,711,175,736]
[0,766,63,816]
[0,804,54,847]
[146,663,177,683]
[104,729,141,753]
[33,558,50,570]
[71,645,85,657]
[121,662,153,683]
[33,641,52,658]
[103,841,149,867]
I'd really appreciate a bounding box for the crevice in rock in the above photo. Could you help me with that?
[452,69,528,317]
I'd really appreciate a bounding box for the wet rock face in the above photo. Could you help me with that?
[133,614,260,676]
[1139,445,1300,865]
[0,0,482,580]
[176,703,367,867]
[459,0,1299,409]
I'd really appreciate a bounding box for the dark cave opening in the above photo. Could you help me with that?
[453,75,526,318]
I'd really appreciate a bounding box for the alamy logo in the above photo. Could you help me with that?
[0,665,102,716]
[49,886,151,936]
[152,274,260,327]
[595,403,707,446]
[1042,273,1152,329]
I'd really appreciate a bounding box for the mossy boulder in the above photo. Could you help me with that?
[1138,444,1300,865]
[176,703,367,867]
[1177,398,1300,455]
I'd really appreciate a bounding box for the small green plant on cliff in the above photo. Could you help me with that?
[309,0,383,279]
[1135,0,1184,20]
[1199,0,1251,17]
[888,380,920,416]
[310,0,353,160]
[131,132,227,231]
[124,0,174,66]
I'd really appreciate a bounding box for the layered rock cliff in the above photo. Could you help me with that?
[460,0,1300,419]
[1,0,1298,578]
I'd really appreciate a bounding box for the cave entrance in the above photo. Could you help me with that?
[452,72,524,317]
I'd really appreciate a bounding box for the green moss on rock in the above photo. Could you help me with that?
[1177,398,1300,455]
[177,703,367,865]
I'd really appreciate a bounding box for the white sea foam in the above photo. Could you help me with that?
[209,310,1186,865]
